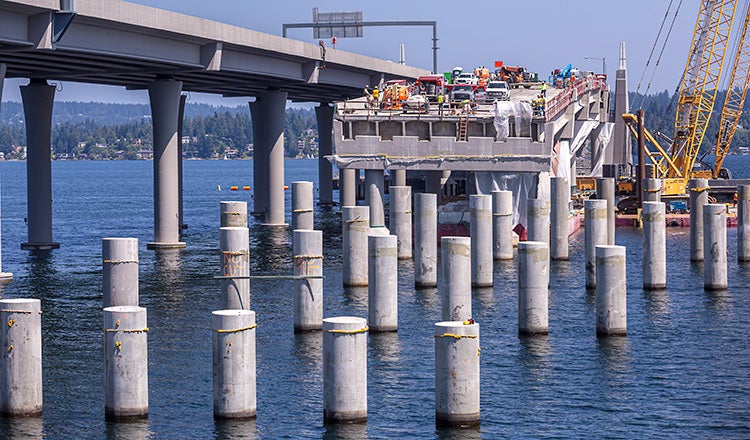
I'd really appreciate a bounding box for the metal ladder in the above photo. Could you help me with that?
[458,112,469,141]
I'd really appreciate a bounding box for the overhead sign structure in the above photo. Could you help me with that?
[312,8,363,38]
[283,9,439,74]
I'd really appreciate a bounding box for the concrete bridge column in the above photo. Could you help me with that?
[147,79,185,249]
[315,103,335,206]
[364,169,384,209]
[249,100,267,217]
[178,94,186,230]
[0,64,5,108]
[260,90,288,227]
[425,171,443,203]
[339,168,356,207]
[20,79,59,250]
[392,169,406,187]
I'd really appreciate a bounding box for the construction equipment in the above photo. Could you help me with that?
[713,3,750,178]
[623,0,739,196]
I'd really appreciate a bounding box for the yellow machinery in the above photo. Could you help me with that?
[714,4,750,177]
[623,0,740,195]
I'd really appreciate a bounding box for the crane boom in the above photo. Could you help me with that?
[714,3,750,177]
[672,0,737,180]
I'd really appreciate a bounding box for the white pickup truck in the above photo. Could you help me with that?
[485,81,511,101]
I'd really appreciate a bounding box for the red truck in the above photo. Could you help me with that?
[416,75,446,103]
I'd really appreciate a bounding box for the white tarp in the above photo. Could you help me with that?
[569,120,599,158]
[513,101,533,138]
[493,101,514,141]
[493,101,533,140]
[474,171,539,227]
[555,140,571,179]
[590,123,614,177]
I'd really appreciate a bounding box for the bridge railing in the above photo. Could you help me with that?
[545,76,606,121]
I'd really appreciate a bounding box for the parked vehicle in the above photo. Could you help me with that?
[450,84,475,104]
[474,85,487,103]
[416,75,446,103]
[403,94,430,113]
[454,72,478,85]
[485,81,510,101]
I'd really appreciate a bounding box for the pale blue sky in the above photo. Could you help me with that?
[2,0,706,105]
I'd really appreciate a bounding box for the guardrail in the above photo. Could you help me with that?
[544,77,606,121]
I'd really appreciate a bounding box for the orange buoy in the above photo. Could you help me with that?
[243,186,251,191]
[230,185,239,191]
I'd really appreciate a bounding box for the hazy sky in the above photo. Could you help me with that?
[1,0,710,105]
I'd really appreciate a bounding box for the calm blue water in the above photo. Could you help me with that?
[0,158,749,439]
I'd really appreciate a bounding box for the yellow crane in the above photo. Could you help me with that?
[623,0,738,195]
[714,2,750,178]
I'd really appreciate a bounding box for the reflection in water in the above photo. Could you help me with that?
[643,288,670,317]
[214,418,258,440]
[596,336,630,374]
[518,335,552,382]
[293,331,323,369]
[342,286,368,311]
[322,422,368,440]
[415,287,440,312]
[153,249,185,302]
[26,250,57,298]
[154,249,183,282]
[0,416,45,439]
[705,289,731,311]
[435,425,482,440]
[250,226,290,273]
[473,286,495,310]
[550,259,571,279]
[105,419,152,440]
[369,331,401,363]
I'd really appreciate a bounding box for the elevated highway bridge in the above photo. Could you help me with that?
[0,0,428,249]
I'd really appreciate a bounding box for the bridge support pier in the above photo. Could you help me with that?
[249,100,267,217]
[392,169,406,187]
[178,94,186,230]
[364,170,384,212]
[20,79,59,250]
[0,64,5,109]
[315,103,335,206]
[425,171,443,204]
[339,168,356,208]
[260,90,288,227]
[147,79,185,250]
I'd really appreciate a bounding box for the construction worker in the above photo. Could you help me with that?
[540,82,548,97]
[437,93,444,115]
[373,86,379,104]
[364,85,373,108]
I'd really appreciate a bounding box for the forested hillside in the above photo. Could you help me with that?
[0,101,316,159]
[2,90,750,161]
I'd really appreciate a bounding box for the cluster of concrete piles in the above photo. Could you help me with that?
[4,177,749,427]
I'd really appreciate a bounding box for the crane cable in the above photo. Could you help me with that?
[635,0,685,110]
[698,0,750,165]
[634,0,677,107]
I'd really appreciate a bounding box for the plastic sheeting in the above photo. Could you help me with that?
[590,123,614,177]
[493,101,534,141]
[493,101,514,141]
[474,171,539,228]
[513,101,533,138]
[569,120,599,159]
[554,140,571,179]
